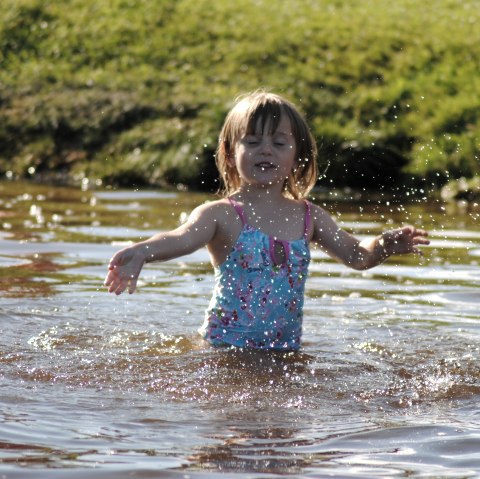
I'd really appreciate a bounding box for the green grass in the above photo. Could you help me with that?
[1,0,479,192]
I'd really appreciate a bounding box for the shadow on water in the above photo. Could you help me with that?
[1,181,480,477]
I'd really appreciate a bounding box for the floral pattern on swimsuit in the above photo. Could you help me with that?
[199,199,311,350]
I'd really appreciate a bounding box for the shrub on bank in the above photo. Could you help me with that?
[1,0,478,192]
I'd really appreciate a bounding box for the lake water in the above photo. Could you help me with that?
[1,180,479,478]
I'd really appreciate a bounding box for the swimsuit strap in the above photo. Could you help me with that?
[229,197,310,267]
[303,200,312,240]
[228,197,247,226]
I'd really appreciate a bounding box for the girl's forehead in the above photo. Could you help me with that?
[245,113,293,135]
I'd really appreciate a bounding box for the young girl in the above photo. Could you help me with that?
[104,91,429,350]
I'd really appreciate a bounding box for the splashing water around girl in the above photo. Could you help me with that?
[104,91,429,350]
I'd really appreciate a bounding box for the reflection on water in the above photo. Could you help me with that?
[1,180,480,478]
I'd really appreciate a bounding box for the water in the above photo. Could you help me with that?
[1,180,480,478]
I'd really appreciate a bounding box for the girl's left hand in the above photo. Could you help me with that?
[381,226,430,256]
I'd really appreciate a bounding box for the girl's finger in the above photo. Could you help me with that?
[128,277,138,294]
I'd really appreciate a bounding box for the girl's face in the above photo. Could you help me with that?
[230,114,297,191]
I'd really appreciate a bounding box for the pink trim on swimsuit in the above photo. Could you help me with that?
[229,198,311,267]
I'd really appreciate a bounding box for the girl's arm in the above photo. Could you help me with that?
[310,204,429,270]
[104,202,218,295]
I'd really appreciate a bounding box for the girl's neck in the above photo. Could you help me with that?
[234,183,288,205]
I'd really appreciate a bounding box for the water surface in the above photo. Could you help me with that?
[1,181,480,478]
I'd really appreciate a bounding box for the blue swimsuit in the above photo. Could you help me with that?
[199,198,311,350]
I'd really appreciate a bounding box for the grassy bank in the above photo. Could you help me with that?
[1,0,479,192]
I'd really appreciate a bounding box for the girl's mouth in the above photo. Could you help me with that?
[255,162,276,170]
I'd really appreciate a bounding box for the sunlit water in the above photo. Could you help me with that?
[1,180,479,478]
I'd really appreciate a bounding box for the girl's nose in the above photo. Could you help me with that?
[259,139,273,155]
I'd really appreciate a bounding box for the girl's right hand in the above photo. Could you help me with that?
[104,246,146,295]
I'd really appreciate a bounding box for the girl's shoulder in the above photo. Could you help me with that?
[190,198,239,225]
[192,197,231,213]
[302,200,335,230]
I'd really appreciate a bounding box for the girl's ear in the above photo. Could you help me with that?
[220,139,235,166]
[226,150,236,167]
[291,156,300,172]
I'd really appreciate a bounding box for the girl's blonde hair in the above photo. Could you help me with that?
[216,91,318,199]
